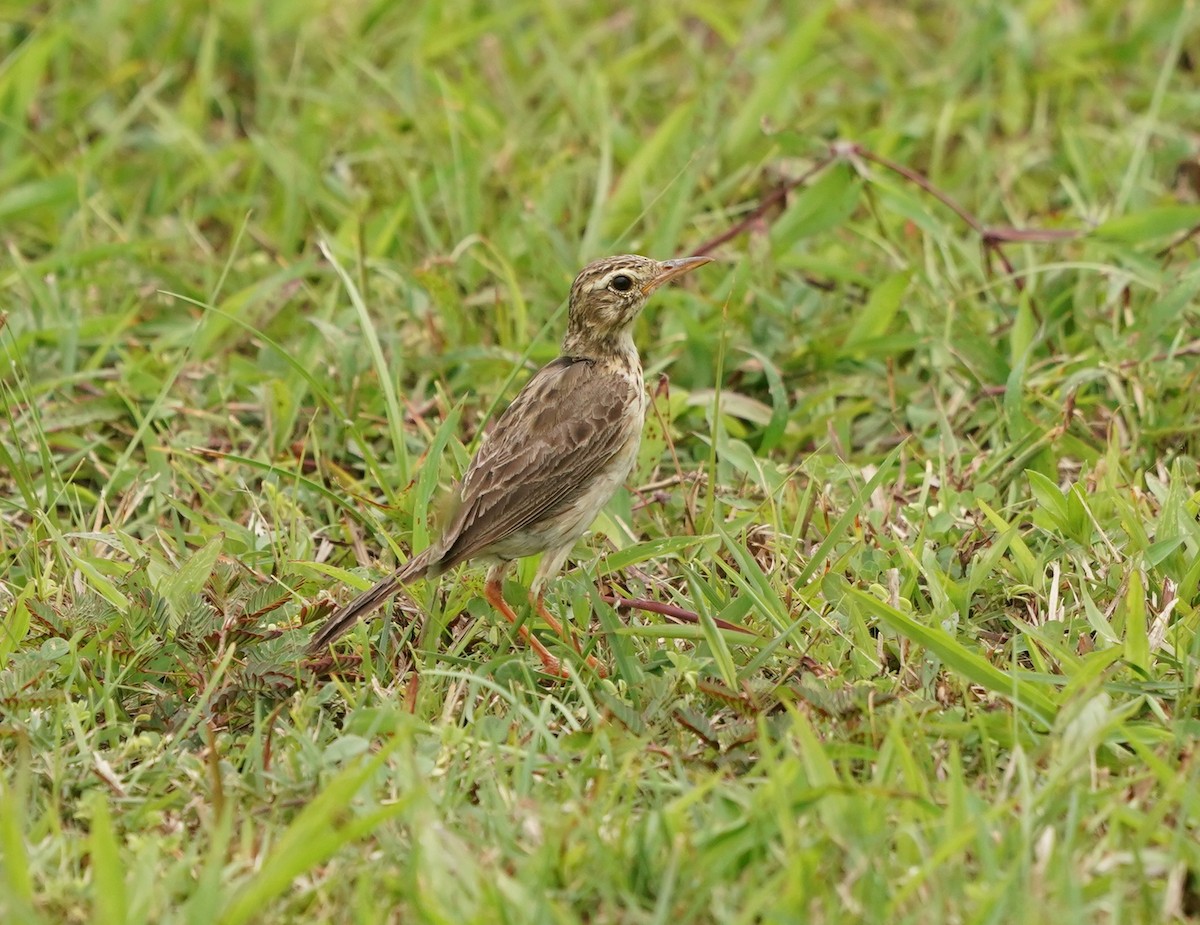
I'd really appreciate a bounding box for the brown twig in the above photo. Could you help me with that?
[980,226,1085,244]
[694,153,837,256]
[1118,339,1200,369]
[845,142,1084,312]
[696,138,1091,320]
[848,143,985,234]
[600,593,757,636]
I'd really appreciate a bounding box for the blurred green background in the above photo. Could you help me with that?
[3,1,1200,923]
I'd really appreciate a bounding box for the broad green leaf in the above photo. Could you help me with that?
[739,347,790,454]
[159,534,224,621]
[0,584,32,662]
[1008,296,1038,371]
[1122,567,1149,675]
[1145,536,1184,567]
[0,176,77,220]
[0,760,34,912]
[1094,206,1200,242]
[88,793,127,925]
[689,388,774,426]
[844,271,910,348]
[839,583,1058,724]
[635,383,672,483]
[684,567,739,687]
[976,499,1038,582]
[1026,470,1068,526]
[600,535,715,573]
[770,165,861,249]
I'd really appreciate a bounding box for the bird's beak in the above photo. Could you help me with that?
[642,255,715,295]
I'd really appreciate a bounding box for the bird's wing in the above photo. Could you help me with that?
[434,356,639,567]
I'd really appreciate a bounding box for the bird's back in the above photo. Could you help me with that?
[433,354,645,569]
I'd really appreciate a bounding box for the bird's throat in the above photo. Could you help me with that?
[560,326,639,367]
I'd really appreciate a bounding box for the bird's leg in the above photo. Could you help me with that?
[529,547,607,676]
[528,587,568,640]
[484,569,567,677]
[530,587,607,678]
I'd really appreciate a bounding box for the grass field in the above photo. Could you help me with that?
[3,1,1200,922]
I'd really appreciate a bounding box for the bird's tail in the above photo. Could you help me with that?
[307,548,435,654]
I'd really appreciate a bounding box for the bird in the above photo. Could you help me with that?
[308,253,714,675]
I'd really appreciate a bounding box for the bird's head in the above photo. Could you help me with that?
[562,254,713,358]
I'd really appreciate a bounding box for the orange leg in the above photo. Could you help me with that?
[532,590,607,678]
[484,574,567,677]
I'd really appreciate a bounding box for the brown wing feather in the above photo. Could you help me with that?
[435,356,637,567]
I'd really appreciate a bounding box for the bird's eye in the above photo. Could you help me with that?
[610,274,634,292]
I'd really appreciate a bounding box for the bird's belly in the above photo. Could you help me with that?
[492,413,643,560]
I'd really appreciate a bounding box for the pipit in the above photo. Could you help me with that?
[308,253,713,674]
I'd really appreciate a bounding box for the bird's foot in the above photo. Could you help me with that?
[485,576,603,678]
[533,591,607,678]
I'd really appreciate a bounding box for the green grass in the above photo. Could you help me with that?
[4,0,1200,921]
